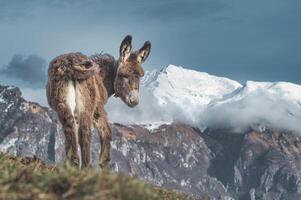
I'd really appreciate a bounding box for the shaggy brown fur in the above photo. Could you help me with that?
[46,35,151,168]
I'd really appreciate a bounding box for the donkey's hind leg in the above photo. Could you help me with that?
[78,111,93,167]
[93,109,112,169]
[56,102,81,166]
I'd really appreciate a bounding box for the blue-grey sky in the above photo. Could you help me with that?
[0,0,300,89]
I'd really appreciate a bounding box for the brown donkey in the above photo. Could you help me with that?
[47,35,151,168]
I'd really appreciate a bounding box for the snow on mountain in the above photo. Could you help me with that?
[214,81,301,104]
[107,64,301,133]
[142,65,242,106]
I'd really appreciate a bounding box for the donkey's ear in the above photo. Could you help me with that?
[137,41,151,63]
[119,35,132,61]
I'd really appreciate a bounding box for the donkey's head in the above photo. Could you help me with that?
[114,35,151,107]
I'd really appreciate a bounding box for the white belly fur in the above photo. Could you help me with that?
[66,80,82,167]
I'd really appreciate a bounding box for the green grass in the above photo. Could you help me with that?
[0,153,206,200]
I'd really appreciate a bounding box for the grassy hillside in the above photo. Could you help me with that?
[0,153,206,200]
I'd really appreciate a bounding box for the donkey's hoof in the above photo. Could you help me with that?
[70,156,81,167]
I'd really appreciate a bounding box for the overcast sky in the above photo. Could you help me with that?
[0,0,300,90]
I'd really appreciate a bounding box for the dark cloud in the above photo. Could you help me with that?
[0,0,300,87]
[0,0,229,22]
[0,55,47,88]
[0,0,97,22]
[0,1,36,21]
[132,0,229,21]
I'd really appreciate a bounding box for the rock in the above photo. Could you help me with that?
[0,85,64,163]
[234,130,301,200]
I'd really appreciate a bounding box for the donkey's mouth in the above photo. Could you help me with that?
[116,95,138,107]
[124,98,139,107]
[127,101,138,107]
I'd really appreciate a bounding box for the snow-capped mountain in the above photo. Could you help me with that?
[142,65,241,106]
[1,83,301,199]
[108,64,301,133]
[1,67,301,199]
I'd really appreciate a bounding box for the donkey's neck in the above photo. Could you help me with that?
[90,54,118,97]
[104,60,118,97]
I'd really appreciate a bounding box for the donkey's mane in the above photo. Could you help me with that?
[90,52,116,68]
[90,52,117,97]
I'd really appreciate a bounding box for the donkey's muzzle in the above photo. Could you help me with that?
[126,90,139,107]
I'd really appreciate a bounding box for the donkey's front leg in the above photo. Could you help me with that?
[94,110,112,169]
[78,112,93,167]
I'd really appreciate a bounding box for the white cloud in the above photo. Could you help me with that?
[199,90,301,133]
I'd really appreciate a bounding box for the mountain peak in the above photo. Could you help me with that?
[142,64,242,106]
[159,64,189,73]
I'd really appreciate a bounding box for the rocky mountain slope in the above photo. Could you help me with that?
[1,83,301,199]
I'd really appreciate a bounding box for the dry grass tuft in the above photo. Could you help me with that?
[0,153,206,200]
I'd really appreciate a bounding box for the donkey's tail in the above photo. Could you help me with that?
[72,60,100,80]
